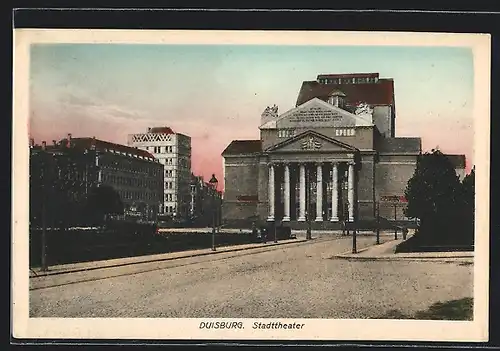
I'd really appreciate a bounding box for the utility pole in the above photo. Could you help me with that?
[209,174,218,251]
[352,218,357,254]
[376,201,380,245]
[306,167,312,240]
[394,203,398,240]
[274,220,278,243]
[41,184,48,271]
[211,191,216,251]
[40,144,48,272]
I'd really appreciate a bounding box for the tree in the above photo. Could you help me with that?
[458,166,475,245]
[84,185,124,225]
[404,149,462,242]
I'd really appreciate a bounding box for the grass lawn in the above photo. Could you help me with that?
[380,297,473,320]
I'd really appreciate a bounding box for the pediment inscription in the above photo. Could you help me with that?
[288,107,343,123]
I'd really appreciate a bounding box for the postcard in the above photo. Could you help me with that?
[12,29,490,342]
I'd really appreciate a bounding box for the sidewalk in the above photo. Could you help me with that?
[30,237,307,278]
[333,238,474,261]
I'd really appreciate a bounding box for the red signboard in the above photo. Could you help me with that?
[381,195,407,203]
[237,195,259,202]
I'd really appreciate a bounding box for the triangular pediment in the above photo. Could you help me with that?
[266,130,358,153]
[260,97,373,130]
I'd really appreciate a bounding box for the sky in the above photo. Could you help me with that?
[29,44,475,188]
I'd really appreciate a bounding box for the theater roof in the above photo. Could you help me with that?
[222,140,262,156]
[296,79,395,107]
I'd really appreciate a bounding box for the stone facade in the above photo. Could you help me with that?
[30,135,164,222]
[222,73,466,228]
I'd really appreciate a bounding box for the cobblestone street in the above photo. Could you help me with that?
[30,234,473,319]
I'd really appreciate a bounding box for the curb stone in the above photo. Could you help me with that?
[332,255,474,261]
[331,238,474,261]
[30,238,309,278]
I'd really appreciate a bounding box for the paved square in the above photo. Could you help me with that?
[30,235,473,319]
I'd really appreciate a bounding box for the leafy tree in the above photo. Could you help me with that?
[84,185,124,225]
[404,149,463,242]
[458,166,475,245]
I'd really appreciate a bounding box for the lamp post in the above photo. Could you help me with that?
[376,201,380,245]
[209,174,218,251]
[352,200,357,254]
[306,167,312,240]
[39,141,49,272]
[394,202,398,240]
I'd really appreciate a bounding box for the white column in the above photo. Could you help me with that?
[330,162,339,221]
[267,163,275,221]
[298,163,306,222]
[315,163,323,221]
[283,163,291,222]
[348,162,355,221]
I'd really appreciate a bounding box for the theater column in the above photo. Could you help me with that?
[330,162,339,222]
[298,163,306,222]
[315,162,323,222]
[348,161,355,222]
[283,163,291,222]
[267,162,275,221]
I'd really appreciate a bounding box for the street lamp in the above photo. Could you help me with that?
[306,168,312,240]
[352,200,357,254]
[209,174,218,251]
[376,201,381,245]
[39,142,49,271]
[394,202,398,240]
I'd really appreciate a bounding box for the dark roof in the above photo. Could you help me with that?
[148,127,175,134]
[317,73,380,79]
[378,137,422,154]
[222,140,262,156]
[296,79,395,107]
[69,137,156,159]
[445,154,466,169]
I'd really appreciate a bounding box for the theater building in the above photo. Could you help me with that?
[221,73,466,228]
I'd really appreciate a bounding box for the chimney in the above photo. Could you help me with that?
[52,140,57,146]
[67,133,72,148]
[41,141,47,150]
[29,138,35,148]
[91,136,96,150]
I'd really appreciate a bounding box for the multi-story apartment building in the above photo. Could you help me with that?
[29,134,164,225]
[128,127,192,219]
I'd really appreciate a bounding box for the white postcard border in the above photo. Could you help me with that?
[12,29,491,342]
